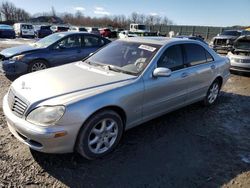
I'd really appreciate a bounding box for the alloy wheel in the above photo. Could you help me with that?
[88,118,118,154]
[31,62,47,72]
[207,82,219,104]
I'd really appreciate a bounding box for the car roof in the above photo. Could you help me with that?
[119,37,193,46]
[58,31,90,35]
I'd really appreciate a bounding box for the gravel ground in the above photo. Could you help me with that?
[0,39,250,187]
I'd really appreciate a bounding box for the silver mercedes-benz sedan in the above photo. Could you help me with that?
[3,37,230,159]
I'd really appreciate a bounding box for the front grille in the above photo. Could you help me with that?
[214,39,227,46]
[8,90,28,117]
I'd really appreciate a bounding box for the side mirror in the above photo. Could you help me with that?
[153,67,172,77]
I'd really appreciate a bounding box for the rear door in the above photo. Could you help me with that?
[182,43,216,103]
[81,34,107,58]
[49,34,82,66]
[143,44,190,121]
[21,24,34,36]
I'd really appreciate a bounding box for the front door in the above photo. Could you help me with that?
[50,34,82,66]
[143,44,190,121]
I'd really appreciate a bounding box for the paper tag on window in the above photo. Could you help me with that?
[139,45,156,52]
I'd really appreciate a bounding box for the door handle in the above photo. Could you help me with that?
[181,72,189,78]
[211,65,216,69]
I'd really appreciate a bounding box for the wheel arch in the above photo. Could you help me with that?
[214,76,223,88]
[86,105,127,128]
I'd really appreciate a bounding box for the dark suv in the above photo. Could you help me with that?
[35,25,52,38]
[210,30,241,52]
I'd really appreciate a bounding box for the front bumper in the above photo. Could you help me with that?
[2,94,79,153]
[0,60,28,75]
[228,54,250,73]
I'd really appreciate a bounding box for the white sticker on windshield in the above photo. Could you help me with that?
[139,45,156,52]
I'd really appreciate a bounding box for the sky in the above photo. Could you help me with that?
[4,0,250,27]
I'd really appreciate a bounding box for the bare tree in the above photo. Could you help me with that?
[51,6,56,17]
[130,12,139,23]
[0,1,29,21]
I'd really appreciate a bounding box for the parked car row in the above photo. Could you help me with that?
[0,23,124,39]
[1,36,230,160]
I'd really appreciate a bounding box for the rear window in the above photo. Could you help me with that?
[79,28,87,32]
[21,25,33,29]
[92,28,99,31]
[41,26,51,30]
[183,44,207,66]
[0,25,13,30]
[58,27,69,31]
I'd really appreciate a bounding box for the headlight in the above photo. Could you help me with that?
[26,106,65,126]
[10,54,25,61]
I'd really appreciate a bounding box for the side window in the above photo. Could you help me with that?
[84,35,101,47]
[205,50,214,62]
[157,45,184,71]
[54,35,81,49]
[184,44,207,66]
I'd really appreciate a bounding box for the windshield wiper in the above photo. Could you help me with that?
[85,60,105,67]
[107,65,136,75]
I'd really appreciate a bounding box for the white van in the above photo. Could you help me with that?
[13,23,35,38]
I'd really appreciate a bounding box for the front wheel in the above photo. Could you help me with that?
[203,80,221,106]
[28,60,48,73]
[76,110,124,160]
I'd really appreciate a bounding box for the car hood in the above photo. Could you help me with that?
[11,62,136,105]
[213,35,238,40]
[0,44,40,58]
[233,35,250,52]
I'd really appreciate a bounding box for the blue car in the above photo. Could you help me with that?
[0,32,111,75]
[0,24,15,39]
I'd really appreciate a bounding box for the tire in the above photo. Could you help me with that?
[76,110,124,160]
[28,60,48,73]
[203,79,221,106]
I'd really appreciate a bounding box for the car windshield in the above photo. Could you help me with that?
[234,38,250,50]
[0,25,13,30]
[84,40,161,75]
[32,33,66,48]
[241,30,250,36]
[138,25,146,30]
[221,31,241,36]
